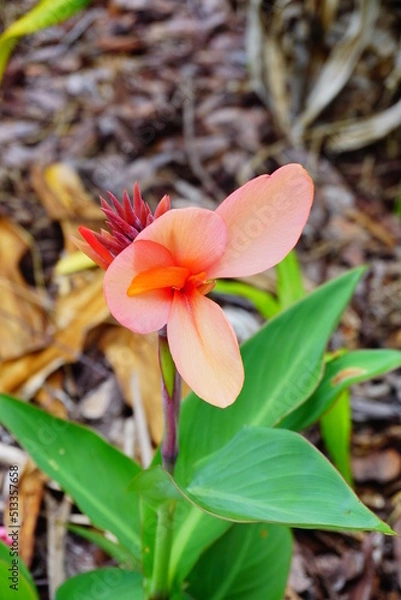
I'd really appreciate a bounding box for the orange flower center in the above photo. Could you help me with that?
[127,266,215,297]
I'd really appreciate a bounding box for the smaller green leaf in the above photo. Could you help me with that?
[67,525,140,570]
[320,389,353,485]
[276,250,305,309]
[213,279,279,319]
[186,523,292,600]
[180,427,392,534]
[0,540,39,599]
[55,568,143,600]
[280,349,401,431]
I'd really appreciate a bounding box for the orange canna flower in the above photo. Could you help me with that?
[79,164,314,408]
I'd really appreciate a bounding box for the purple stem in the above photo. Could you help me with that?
[158,327,181,475]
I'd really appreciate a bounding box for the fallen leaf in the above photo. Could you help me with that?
[0,218,47,361]
[0,271,109,397]
[100,327,163,444]
[31,162,104,254]
[34,370,68,420]
[5,461,47,567]
[31,162,102,221]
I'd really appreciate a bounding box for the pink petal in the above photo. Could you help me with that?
[137,207,227,273]
[208,164,314,278]
[167,291,244,408]
[103,240,174,333]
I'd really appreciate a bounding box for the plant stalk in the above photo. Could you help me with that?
[148,327,181,599]
[148,499,177,600]
[158,326,181,475]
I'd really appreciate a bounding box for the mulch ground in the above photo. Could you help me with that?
[1,1,401,598]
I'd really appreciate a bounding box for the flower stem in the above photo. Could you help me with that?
[148,328,181,599]
[149,499,177,600]
[158,327,181,475]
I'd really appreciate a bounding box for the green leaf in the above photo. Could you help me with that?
[280,349,401,431]
[169,268,366,585]
[0,540,39,599]
[0,395,141,557]
[140,499,158,580]
[213,279,279,319]
[55,568,143,600]
[168,504,228,590]
[131,466,182,506]
[320,389,353,485]
[276,250,305,309]
[67,525,140,570]
[0,0,92,81]
[186,523,292,600]
[181,427,392,533]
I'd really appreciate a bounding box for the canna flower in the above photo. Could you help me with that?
[78,164,313,408]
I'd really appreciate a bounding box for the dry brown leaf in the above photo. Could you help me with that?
[45,493,71,596]
[327,96,401,153]
[321,0,340,31]
[0,218,47,361]
[5,461,47,567]
[0,271,109,396]
[31,163,102,221]
[34,371,69,420]
[346,208,396,248]
[100,327,163,444]
[31,162,104,254]
[246,0,291,135]
[296,0,379,134]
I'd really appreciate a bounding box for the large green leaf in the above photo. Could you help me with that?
[186,523,292,600]
[0,540,39,600]
[181,427,391,533]
[55,568,143,600]
[279,349,401,431]
[169,268,366,585]
[0,0,92,81]
[0,395,141,556]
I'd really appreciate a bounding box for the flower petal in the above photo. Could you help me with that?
[127,266,190,296]
[167,291,244,407]
[208,164,314,278]
[104,240,175,333]
[137,207,227,273]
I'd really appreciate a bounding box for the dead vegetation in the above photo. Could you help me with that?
[0,1,401,598]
